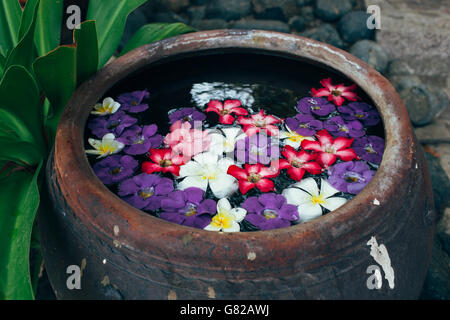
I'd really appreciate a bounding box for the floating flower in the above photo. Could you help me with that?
[159,187,216,229]
[301,129,357,168]
[206,99,248,124]
[234,133,280,165]
[85,133,125,158]
[118,173,174,211]
[117,89,150,113]
[207,127,243,155]
[164,121,211,161]
[90,97,121,116]
[282,178,347,223]
[227,163,279,194]
[93,155,138,185]
[297,97,335,116]
[323,116,365,138]
[328,161,376,194]
[352,136,385,165]
[242,193,298,230]
[338,102,381,126]
[237,109,282,136]
[279,124,315,149]
[178,152,238,198]
[279,145,322,181]
[168,107,206,126]
[204,198,247,232]
[311,78,359,106]
[88,111,137,139]
[142,148,185,176]
[285,114,323,137]
[118,125,163,155]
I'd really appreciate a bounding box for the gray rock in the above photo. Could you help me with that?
[150,11,189,24]
[298,6,321,28]
[252,0,300,21]
[387,60,416,77]
[337,11,375,44]
[289,16,306,32]
[191,0,208,5]
[160,0,189,13]
[437,208,450,256]
[231,19,290,33]
[314,0,352,21]
[190,19,229,30]
[296,0,313,6]
[206,0,252,21]
[187,6,206,21]
[349,40,388,74]
[300,24,344,49]
[424,150,450,216]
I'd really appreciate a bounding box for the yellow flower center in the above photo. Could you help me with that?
[263,209,278,220]
[248,173,261,183]
[138,189,154,200]
[185,206,197,217]
[311,195,325,205]
[99,144,117,155]
[210,212,233,229]
[288,132,305,142]
[97,104,114,114]
[331,89,342,97]
[159,159,172,167]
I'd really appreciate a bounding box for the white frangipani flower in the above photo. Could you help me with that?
[204,198,246,232]
[85,133,125,158]
[282,177,347,223]
[279,125,315,149]
[207,127,243,155]
[177,152,238,198]
[91,97,121,116]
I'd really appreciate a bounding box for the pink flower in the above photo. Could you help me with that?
[301,129,357,168]
[278,145,322,181]
[237,110,282,136]
[142,148,185,176]
[164,121,211,161]
[311,78,359,106]
[227,163,279,195]
[206,99,248,124]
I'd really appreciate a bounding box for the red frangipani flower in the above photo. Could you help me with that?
[142,148,185,176]
[206,99,248,124]
[237,109,282,136]
[227,163,279,194]
[301,129,357,168]
[278,145,322,181]
[311,78,359,106]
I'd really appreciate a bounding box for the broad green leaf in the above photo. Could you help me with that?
[87,0,147,68]
[75,20,99,86]
[33,46,76,139]
[0,161,42,300]
[0,0,22,57]
[0,109,34,142]
[0,66,43,147]
[120,23,196,56]
[34,0,63,56]
[0,53,5,78]
[0,138,42,166]
[5,0,39,72]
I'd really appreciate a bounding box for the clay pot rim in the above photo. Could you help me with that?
[54,30,412,252]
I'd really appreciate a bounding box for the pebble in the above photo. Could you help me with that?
[190,19,230,30]
[314,0,353,21]
[300,23,344,49]
[349,40,389,74]
[206,0,252,21]
[337,11,375,44]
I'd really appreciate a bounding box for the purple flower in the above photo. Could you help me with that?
[88,111,137,139]
[242,193,299,230]
[353,136,385,165]
[328,161,375,194]
[117,89,150,113]
[93,155,138,185]
[169,107,206,126]
[118,173,174,210]
[297,97,335,116]
[323,116,365,138]
[338,102,380,126]
[234,133,280,165]
[159,187,216,229]
[118,125,163,155]
[285,114,323,136]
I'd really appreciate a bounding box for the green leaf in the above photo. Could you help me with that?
[87,0,147,68]
[5,0,39,72]
[0,66,43,146]
[75,20,99,86]
[34,0,63,56]
[0,53,5,78]
[0,0,22,57]
[0,138,42,166]
[0,160,42,300]
[0,109,34,142]
[33,46,76,139]
[120,23,196,56]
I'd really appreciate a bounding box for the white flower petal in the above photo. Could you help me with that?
[216,157,235,172]
[209,173,238,198]
[282,187,312,206]
[204,224,222,232]
[85,149,101,155]
[88,138,102,149]
[231,208,247,222]
[217,198,232,213]
[292,177,319,197]
[178,160,203,178]
[223,221,241,232]
[322,196,347,212]
[102,133,116,142]
[283,139,301,149]
[193,152,218,166]
[320,178,340,199]
[222,127,242,140]
[178,175,208,191]
[297,202,323,223]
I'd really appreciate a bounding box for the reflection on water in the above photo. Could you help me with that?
[190,82,256,110]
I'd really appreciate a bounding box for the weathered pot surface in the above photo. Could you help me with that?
[40,29,435,299]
